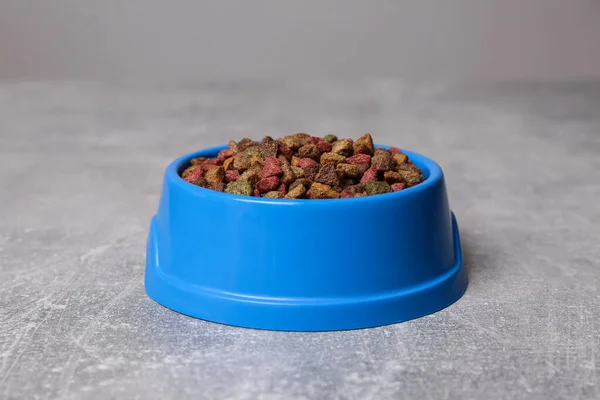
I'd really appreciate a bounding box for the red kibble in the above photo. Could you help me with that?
[217,149,235,162]
[389,147,401,155]
[202,158,220,169]
[340,190,353,198]
[262,156,283,179]
[256,176,280,193]
[183,165,203,182]
[306,188,311,197]
[346,138,354,144]
[225,170,240,182]
[391,182,406,191]
[277,140,293,160]
[298,158,319,168]
[278,183,287,196]
[311,136,333,153]
[347,154,372,165]
[253,188,261,197]
[360,166,378,183]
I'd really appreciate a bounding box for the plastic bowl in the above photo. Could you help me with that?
[144,144,467,331]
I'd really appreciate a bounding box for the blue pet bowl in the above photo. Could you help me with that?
[145,144,467,331]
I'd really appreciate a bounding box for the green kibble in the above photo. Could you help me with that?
[225,180,253,196]
[323,134,338,143]
[364,181,392,195]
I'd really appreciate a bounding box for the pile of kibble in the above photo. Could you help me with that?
[180,133,424,199]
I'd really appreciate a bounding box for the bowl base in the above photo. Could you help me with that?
[144,213,467,332]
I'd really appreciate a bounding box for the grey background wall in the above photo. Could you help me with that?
[1,0,599,82]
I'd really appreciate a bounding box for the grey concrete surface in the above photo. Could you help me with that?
[0,80,599,399]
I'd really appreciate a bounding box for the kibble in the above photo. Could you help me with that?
[226,179,253,196]
[179,133,424,198]
[323,134,338,143]
[262,157,283,179]
[331,139,354,157]
[364,181,392,195]
[256,176,280,193]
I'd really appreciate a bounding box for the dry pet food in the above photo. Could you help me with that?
[180,133,424,199]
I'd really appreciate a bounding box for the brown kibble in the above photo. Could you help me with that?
[395,163,420,173]
[192,176,208,188]
[259,140,279,158]
[371,148,394,171]
[233,154,251,171]
[234,146,260,171]
[190,157,207,166]
[291,165,304,178]
[331,139,354,157]
[223,156,236,171]
[236,138,259,152]
[291,156,301,167]
[298,143,321,161]
[263,191,283,199]
[280,162,296,185]
[336,163,362,179]
[355,163,370,177]
[314,163,340,187]
[344,184,365,196]
[396,169,423,187]
[228,140,239,153]
[320,152,346,166]
[353,133,375,156]
[383,171,406,184]
[289,178,312,192]
[210,183,226,192]
[249,152,265,166]
[285,184,306,199]
[239,168,261,186]
[393,153,409,165]
[282,133,311,150]
[308,182,340,199]
[205,166,225,187]
[302,164,319,181]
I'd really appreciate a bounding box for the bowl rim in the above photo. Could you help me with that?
[165,144,443,205]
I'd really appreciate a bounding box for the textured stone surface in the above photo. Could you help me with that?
[0,80,599,399]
